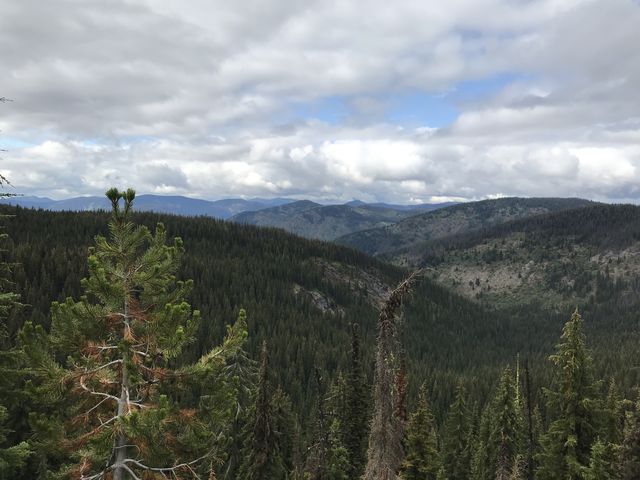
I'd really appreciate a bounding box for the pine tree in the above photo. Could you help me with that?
[488,367,524,480]
[0,405,30,477]
[400,384,440,480]
[536,309,601,480]
[603,378,623,445]
[522,360,536,480]
[306,368,351,480]
[272,387,297,475]
[238,341,287,480]
[471,405,491,480]
[442,383,472,480]
[327,419,351,480]
[0,178,31,477]
[617,394,640,479]
[20,188,249,479]
[343,323,368,478]
[586,438,615,480]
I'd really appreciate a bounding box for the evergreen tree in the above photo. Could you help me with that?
[0,405,30,477]
[343,323,368,478]
[0,177,31,477]
[272,387,298,475]
[442,383,472,480]
[327,419,351,480]
[400,384,440,480]
[487,367,524,480]
[21,188,249,479]
[238,341,287,480]
[617,394,640,479]
[537,309,601,480]
[471,404,491,480]
[586,438,616,480]
[306,368,352,480]
[603,378,624,445]
[522,360,536,480]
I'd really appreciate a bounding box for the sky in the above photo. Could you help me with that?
[1,0,639,203]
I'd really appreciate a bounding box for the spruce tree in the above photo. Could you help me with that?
[442,383,472,480]
[20,188,249,479]
[586,438,615,480]
[327,419,351,480]
[400,384,440,480]
[343,323,368,478]
[536,309,601,480]
[0,405,30,477]
[238,341,287,480]
[272,387,297,475]
[487,367,524,480]
[0,177,31,477]
[603,378,623,445]
[617,394,640,479]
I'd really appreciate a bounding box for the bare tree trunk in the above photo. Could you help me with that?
[363,272,421,480]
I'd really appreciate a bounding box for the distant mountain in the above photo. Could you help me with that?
[336,197,596,256]
[1,194,293,219]
[230,200,454,240]
[367,201,459,212]
[345,199,458,211]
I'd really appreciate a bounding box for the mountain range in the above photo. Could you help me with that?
[229,200,456,240]
[1,194,294,219]
[1,194,454,227]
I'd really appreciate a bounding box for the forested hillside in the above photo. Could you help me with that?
[230,200,436,240]
[337,197,595,256]
[380,203,640,310]
[2,199,640,479]
[3,204,568,415]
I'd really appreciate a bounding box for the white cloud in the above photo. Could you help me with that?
[1,0,640,203]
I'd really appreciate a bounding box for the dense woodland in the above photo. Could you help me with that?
[1,191,640,479]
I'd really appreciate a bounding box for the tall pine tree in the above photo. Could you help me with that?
[617,393,640,479]
[0,171,31,477]
[238,341,287,480]
[474,367,524,480]
[400,384,440,480]
[536,309,601,480]
[21,188,249,479]
[442,383,472,480]
[343,323,368,478]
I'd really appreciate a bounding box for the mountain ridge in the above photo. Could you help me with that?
[1,194,295,219]
[336,197,597,256]
[229,200,456,240]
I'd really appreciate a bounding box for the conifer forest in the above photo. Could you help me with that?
[2,188,640,480]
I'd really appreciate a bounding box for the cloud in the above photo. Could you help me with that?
[1,0,640,203]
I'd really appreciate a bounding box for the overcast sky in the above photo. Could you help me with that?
[1,0,639,203]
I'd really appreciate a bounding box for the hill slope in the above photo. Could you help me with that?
[336,197,596,255]
[230,201,448,240]
[386,203,640,310]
